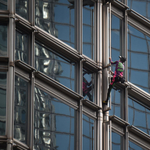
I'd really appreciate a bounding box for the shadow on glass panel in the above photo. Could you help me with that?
[83,69,94,102]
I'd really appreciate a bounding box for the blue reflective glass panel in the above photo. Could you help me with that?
[0,0,7,10]
[112,132,122,150]
[128,25,150,93]
[34,87,76,150]
[0,25,7,56]
[35,42,75,91]
[16,0,28,20]
[83,69,95,102]
[83,1,94,60]
[35,0,75,48]
[15,31,29,63]
[128,0,150,20]
[110,89,121,118]
[128,97,150,135]
[129,141,145,150]
[14,76,28,143]
[82,114,94,150]
[0,72,6,135]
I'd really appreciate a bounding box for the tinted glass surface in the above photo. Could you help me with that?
[0,0,7,10]
[110,89,122,118]
[128,25,150,93]
[35,42,75,91]
[0,72,6,135]
[83,69,95,102]
[129,141,145,150]
[0,25,7,56]
[128,0,150,20]
[82,114,94,150]
[112,132,122,150]
[14,76,28,143]
[83,0,94,59]
[16,0,28,20]
[34,87,76,150]
[128,97,150,134]
[35,0,75,48]
[15,31,29,63]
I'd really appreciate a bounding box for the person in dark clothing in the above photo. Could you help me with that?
[103,56,126,105]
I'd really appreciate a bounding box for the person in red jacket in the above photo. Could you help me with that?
[103,56,126,105]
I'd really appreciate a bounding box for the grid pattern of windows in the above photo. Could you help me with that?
[0,0,150,149]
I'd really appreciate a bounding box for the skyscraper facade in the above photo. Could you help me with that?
[0,0,150,150]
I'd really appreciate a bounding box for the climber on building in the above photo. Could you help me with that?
[103,56,126,105]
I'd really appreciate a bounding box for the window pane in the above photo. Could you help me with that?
[128,97,150,135]
[129,141,145,150]
[112,132,123,150]
[128,25,150,93]
[110,89,122,118]
[128,0,150,20]
[83,1,94,59]
[0,72,7,135]
[14,76,28,143]
[35,42,76,91]
[83,69,95,102]
[15,31,29,63]
[82,114,94,150]
[35,0,75,48]
[34,87,76,150]
[0,25,7,56]
[16,0,28,20]
[0,0,7,10]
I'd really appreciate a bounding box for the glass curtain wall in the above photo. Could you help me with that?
[112,131,123,150]
[129,141,145,150]
[16,0,29,20]
[82,114,94,150]
[34,87,76,150]
[128,0,150,20]
[83,69,95,102]
[35,42,75,91]
[128,97,150,135]
[0,72,7,136]
[82,0,94,60]
[128,25,150,93]
[35,0,75,48]
[110,14,122,118]
[0,0,7,10]
[15,30,29,64]
[0,25,7,57]
[14,76,28,143]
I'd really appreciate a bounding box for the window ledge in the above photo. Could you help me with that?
[13,138,29,150]
[109,115,129,127]
[111,0,129,10]
[127,82,150,107]
[35,71,83,101]
[15,60,36,73]
[82,99,101,110]
[128,125,150,142]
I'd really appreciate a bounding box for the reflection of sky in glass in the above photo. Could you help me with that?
[82,114,94,150]
[129,141,145,150]
[110,90,121,118]
[34,87,76,150]
[128,25,150,93]
[128,97,150,135]
[35,0,75,48]
[83,4,94,59]
[112,132,122,150]
[128,0,150,20]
